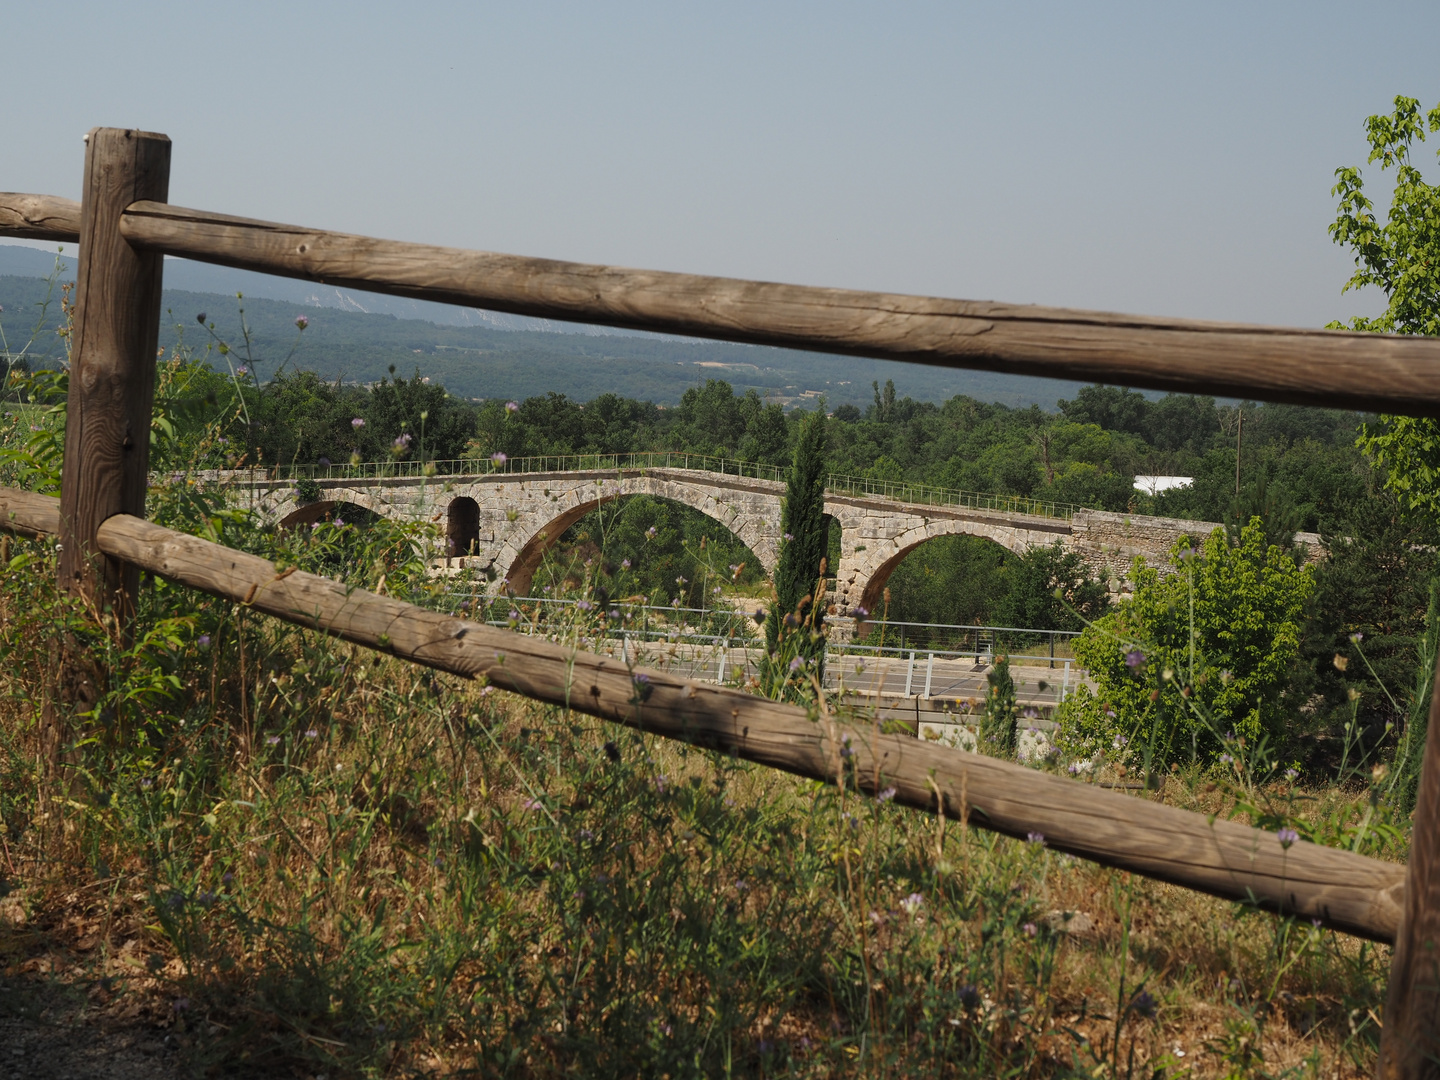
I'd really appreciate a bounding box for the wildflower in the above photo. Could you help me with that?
[522,798,544,811]
[265,735,281,745]
[840,734,854,759]
[576,599,592,611]
[305,728,319,739]
[1219,753,1234,764]
[734,879,749,892]
[1022,706,1039,719]
[1129,990,1157,1019]
[789,657,802,672]
[578,828,595,841]
[196,312,206,324]
[1284,767,1298,781]
[621,558,631,569]
[877,786,896,802]
[1023,922,1037,937]
[393,433,412,450]
[645,525,657,539]
[490,451,507,465]
[1124,649,1145,669]
[783,532,794,541]
[173,997,191,1013]
[653,775,669,793]
[505,400,520,413]
[604,740,621,762]
[236,365,248,376]
[294,315,309,329]
[901,892,923,914]
[197,634,211,647]
[351,417,365,428]
[957,985,981,1010]
[631,672,653,703]
[1350,631,1364,644]
[852,605,869,618]
[334,517,345,527]
[1026,832,1045,846]
[1276,826,1299,849]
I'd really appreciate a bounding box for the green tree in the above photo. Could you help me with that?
[1057,520,1313,767]
[764,405,829,696]
[994,542,1109,632]
[1330,95,1440,523]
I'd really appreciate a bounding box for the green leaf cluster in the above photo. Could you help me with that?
[1330,96,1440,524]
[1058,520,1313,767]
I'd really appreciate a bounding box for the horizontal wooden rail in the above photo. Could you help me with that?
[0,193,81,242]
[106,199,1440,419]
[9,191,1440,417]
[0,487,1404,941]
[0,487,61,539]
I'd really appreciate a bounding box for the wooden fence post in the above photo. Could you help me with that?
[1382,648,1440,1078]
[52,128,170,730]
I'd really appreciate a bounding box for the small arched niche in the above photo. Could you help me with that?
[447,496,481,557]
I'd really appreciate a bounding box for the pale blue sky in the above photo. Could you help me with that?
[4,1,1438,328]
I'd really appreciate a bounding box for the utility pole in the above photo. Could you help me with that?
[1234,407,1243,496]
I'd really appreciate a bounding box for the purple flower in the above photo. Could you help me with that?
[901,892,923,914]
[1026,832,1045,846]
[505,400,520,413]
[236,365,248,376]
[196,312,206,324]
[851,605,869,618]
[1276,827,1299,849]
[351,417,365,428]
[294,315,309,329]
[783,532,794,541]
[876,786,896,802]
[265,735,281,745]
[789,657,802,672]
[490,451,507,465]
[393,433,412,450]
[305,728,319,739]
[197,634,211,647]
[1129,990,1157,1019]
[1350,632,1364,644]
[522,798,543,811]
[1219,753,1234,765]
[1023,922,1037,937]
[645,525,657,538]
[1124,650,1145,669]
[621,558,631,569]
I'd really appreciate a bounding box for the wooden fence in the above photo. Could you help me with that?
[4,128,1440,1075]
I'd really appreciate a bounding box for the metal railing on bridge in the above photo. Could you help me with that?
[257,451,1081,521]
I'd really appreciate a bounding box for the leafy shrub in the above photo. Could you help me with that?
[1057,519,1313,767]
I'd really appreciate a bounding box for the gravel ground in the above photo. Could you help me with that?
[0,975,187,1080]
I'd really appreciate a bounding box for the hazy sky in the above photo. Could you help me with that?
[5,1,1438,329]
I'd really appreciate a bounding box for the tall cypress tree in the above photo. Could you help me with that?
[765,405,829,695]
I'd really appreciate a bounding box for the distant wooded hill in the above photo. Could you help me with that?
[0,243,1089,409]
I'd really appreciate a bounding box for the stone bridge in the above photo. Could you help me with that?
[240,466,1275,609]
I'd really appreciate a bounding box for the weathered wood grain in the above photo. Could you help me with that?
[0,192,81,241]
[58,130,170,626]
[91,509,1406,942]
[0,488,60,540]
[1382,649,1440,1077]
[118,201,1440,418]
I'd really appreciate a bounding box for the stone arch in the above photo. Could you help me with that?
[502,487,774,597]
[277,499,384,529]
[447,496,480,557]
[271,486,394,528]
[852,523,1034,618]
